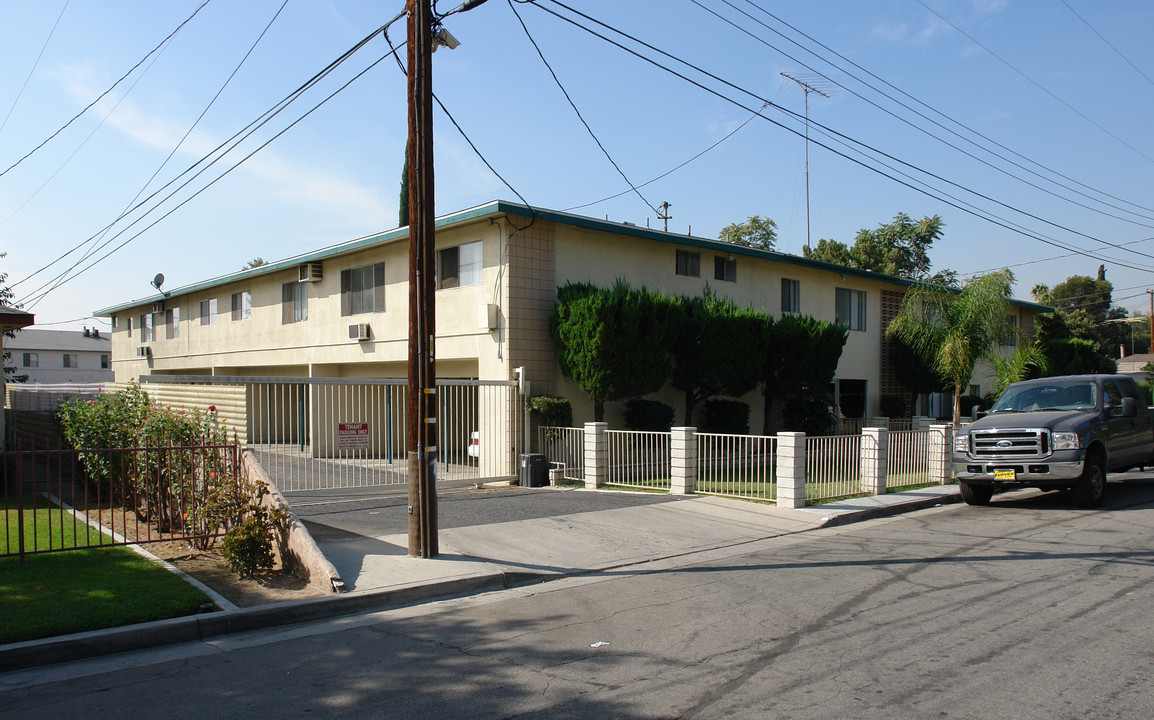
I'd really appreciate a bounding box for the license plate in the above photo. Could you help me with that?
[994,469,1016,480]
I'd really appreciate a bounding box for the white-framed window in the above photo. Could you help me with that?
[127,316,133,338]
[781,278,800,314]
[437,241,482,289]
[714,255,736,282]
[676,249,700,277]
[166,307,181,339]
[63,353,78,368]
[231,291,252,321]
[835,287,867,331]
[282,281,308,324]
[22,352,37,368]
[139,313,154,342]
[341,263,385,316]
[200,298,218,326]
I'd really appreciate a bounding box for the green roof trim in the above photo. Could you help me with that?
[94,199,1051,315]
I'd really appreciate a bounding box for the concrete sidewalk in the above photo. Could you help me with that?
[0,484,961,672]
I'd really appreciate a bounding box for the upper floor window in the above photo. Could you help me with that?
[835,287,866,331]
[232,291,251,321]
[22,352,37,368]
[282,281,308,324]
[676,250,701,277]
[1001,314,1018,346]
[166,307,181,339]
[781,278,800,314]
[127,316,133,338]
[139,313,154,342]
[63,353,78,368]
[341,263,385,316]
[437,241,482,289]
[101,354,111,369]
[714,255,736,282]
[200,298,218,326]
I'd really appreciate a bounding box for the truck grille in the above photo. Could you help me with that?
[969,429,1049,459]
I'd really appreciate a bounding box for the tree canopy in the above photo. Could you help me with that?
[887,269,1016,427]
[717,215,777,250]
[1032,265,1127,358]
[804,212,949,281]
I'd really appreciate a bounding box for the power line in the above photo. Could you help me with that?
[708,0,1154,227]
[0,0,214,180]
[523,0,1154,273]
[32,0,292,304]
[19,15,404,307]
[508,0,656,216]
[914,0,1154,166]
[0,0,70,137]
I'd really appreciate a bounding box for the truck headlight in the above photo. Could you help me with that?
[954,434,969,453]
[1052,432,1079,450]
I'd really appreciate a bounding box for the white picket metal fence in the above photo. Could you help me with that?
[697,432,777,502]
[805,433,863,502]
[605,430,670,490]
[886,429,931,489]
[538,426,584,483]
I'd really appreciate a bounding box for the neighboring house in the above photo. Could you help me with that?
[1116,352,1154,383]
[95,200,1046,427]
[4,327,113,385]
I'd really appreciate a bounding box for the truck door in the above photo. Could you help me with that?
[1117,377,1152,465]
[1102,379,1141,467]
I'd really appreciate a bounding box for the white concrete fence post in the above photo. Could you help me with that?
[584,422,608,489]
[776,431,806,509]
[928,424,954,485]
[861,426,888,495]
[912,416,932,433]
[868,416,889,430]
[670,426,696,495]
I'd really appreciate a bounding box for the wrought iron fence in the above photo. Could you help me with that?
[2,440,241,562]
[887,430,931,489]
[806,433,863,502]
[606,430,670,490]
[538,426,584,483]
[697,432,776,502]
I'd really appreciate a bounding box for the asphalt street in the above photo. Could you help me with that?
[4,477,1154,719]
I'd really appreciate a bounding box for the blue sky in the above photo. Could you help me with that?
[2,0,1154,330]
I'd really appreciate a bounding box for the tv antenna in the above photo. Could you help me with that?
[780,72,839,251]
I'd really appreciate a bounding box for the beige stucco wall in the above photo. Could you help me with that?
[103,207,1041,431]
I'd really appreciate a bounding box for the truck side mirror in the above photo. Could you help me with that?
[971,405,984,421]
[1121,396,1137,418]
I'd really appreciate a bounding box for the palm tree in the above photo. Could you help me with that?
[886,269,1016,428]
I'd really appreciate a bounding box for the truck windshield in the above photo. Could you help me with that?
[990,381,1097,413]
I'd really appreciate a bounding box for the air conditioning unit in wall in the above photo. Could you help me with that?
[136,346,152,358]
[151,302,165,314]
[349,323,370,341]
[299,262,323,282]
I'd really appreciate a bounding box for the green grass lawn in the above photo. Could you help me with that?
[1,495,211,645]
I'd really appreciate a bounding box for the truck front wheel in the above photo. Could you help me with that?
[960,482,994,506]
[1071,455,1106,508]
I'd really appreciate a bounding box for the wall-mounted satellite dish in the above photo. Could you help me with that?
[151,273,169,296]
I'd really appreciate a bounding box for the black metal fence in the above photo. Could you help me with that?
[2,440,243,563]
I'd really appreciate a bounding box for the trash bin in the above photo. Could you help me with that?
[518,453,549,487]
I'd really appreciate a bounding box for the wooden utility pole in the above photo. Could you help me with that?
[407,0,438,558]
[1148,290,1153,354]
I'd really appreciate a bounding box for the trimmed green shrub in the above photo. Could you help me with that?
[527,395,573,429]
[624,398,675,432]
[698,399,750,434]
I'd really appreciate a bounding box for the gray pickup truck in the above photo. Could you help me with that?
[953,374,1154,507]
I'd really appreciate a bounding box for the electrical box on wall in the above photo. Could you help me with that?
[479,303,498,331]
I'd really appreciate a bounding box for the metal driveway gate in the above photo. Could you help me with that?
[140,376,526,495]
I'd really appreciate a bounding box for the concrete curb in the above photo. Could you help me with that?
[820,490,963,527]
[0,488,961,674]
[0,571,546,674]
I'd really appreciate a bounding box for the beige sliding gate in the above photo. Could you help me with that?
[139,376,526,495]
